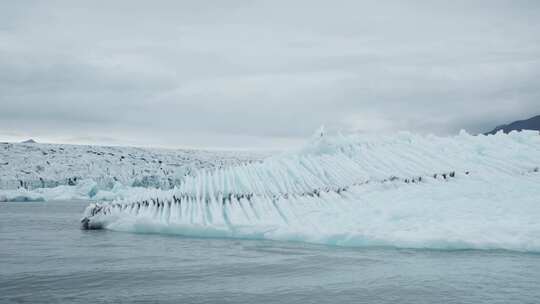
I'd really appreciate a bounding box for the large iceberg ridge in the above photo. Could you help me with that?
[81,130,540,252]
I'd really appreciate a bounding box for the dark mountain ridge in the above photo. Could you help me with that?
[485,115,540,135]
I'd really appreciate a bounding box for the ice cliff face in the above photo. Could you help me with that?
[0,142,264,191]
[81,131,540,252]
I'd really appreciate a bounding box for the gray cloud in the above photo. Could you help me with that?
[1,0,539,149]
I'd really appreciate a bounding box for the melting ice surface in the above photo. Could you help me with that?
[82,130,540,252]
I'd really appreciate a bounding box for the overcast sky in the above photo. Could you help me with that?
[1,0,539,149]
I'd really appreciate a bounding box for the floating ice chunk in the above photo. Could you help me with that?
[80,130,540,252]
[0,188,45,202]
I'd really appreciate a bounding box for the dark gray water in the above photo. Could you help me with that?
[1,200,539,304]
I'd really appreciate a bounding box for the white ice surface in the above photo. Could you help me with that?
[82,130,540,251]
[0,179,154,202]
[0,142,263,191]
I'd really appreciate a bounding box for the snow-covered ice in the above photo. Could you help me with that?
[80,130,540,252]
[0,179,163,202]
[0,142,264,201]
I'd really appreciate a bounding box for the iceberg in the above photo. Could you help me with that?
[0,179,165,202]
[80,130,540,252]
[0,179,97,202]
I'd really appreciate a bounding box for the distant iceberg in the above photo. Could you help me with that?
[0,179,100,202]
[0,179,165,203]
[79,130,538,251]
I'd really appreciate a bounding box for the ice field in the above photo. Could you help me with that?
[0,142,263,201]
[80,130,540,251]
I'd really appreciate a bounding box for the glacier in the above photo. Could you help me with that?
[0,142,263,202]
[81,130,540,251]
[0,142,263,191]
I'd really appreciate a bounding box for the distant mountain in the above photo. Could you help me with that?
[21,139,37,144]
[485,115,540,135]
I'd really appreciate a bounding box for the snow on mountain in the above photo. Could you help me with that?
[485,114,540,134]
[0,142,265,194]
[81,130,540,252]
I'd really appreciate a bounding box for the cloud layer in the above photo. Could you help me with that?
[1,0,539,149]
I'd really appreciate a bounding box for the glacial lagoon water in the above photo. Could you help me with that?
[1,200,539,304]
